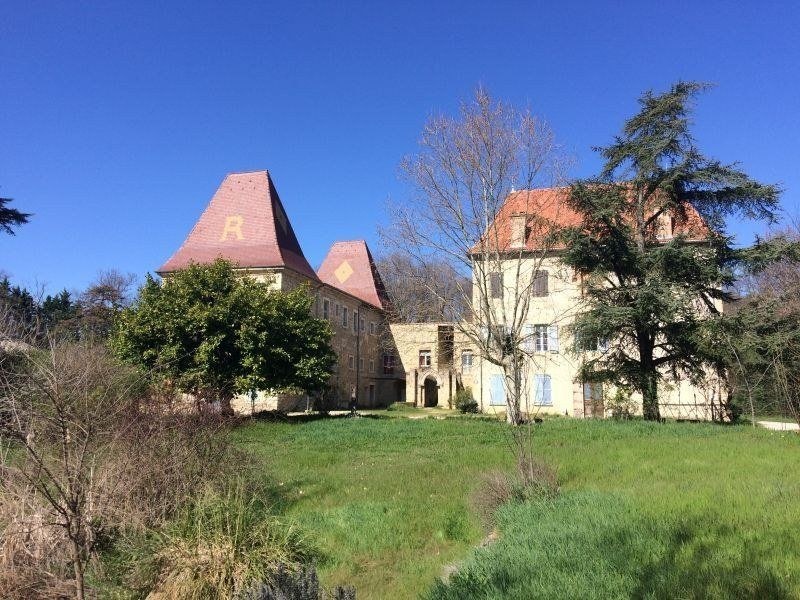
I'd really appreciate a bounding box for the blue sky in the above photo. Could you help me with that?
[2,1,798,295]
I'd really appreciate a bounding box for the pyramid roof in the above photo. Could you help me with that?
[317,240,390,310]
[158,171,319,281]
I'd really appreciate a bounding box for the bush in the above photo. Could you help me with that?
[607,386,636,420]
[140,479,315,599]
[454,387,479,413]
[471,457,559,528]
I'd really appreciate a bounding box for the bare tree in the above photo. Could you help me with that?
[382,87,573,477]
[0,310,229,598]
[377,253,471,322]
[76,269,138,339]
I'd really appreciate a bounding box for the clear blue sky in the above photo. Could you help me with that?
[2,1,798,295]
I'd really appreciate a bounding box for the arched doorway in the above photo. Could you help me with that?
[423,376,439,407]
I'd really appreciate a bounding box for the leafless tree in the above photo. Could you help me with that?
[382,87,573,476]
[75,269,138,339]
[377,253,471,322]
[0,308,230,598]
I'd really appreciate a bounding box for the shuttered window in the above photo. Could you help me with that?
[532,270,549,297]
[534,374,552,406]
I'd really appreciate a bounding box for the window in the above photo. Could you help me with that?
[533,325,548,352]
[369,321,376,335]
[489,272,503,298]
[510,215,526,248]
[419,350,432,368]
[359,357,364,371]
[490,374,505,406]
[360,316,365,333]
[534,374,552,406]
[532,324,559,353]
[348,355,354,370]
[335,303,340,317]
[322,298,330,320]
[532,270,549,297]
[461,350,474,372]
[342,307,348,328]
[353,310,359,333]
[575,333,608,353]
[369,359,375,373]
[383,354,396,375]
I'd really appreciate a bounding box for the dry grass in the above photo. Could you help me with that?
[471,456,559,529]
[141,480,315,599]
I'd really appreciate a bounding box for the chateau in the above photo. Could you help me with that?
[159,171,726,420]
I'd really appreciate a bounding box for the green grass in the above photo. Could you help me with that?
[231,415,800,599]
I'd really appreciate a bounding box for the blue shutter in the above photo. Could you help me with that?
[534,374,553,406]
[490,374,506,406]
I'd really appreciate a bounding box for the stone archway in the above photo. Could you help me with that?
[423,375,439,407]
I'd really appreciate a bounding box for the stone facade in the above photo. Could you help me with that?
[162,171,727,420]
[390,323,478,408]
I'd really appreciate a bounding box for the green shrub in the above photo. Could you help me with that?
[454,387,479,413]
[607,386,636,420]
[137,479,315,599]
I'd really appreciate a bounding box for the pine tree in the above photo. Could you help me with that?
[561,82,781,420]
[0,197,30,235]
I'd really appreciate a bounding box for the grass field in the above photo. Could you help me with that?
[231,413,800,599]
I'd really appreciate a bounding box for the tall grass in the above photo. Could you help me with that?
[232,416,800,599]
[429,491,795,599]
[101,479,315,599]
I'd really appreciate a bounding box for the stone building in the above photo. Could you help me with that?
[465,188,728,420]
[158,170,403,412]
[389,323,478,408]
[158,171,726,420]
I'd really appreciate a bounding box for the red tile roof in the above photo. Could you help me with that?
[475,187,711,253]
[317,240,391,310]
[158,171,319,281]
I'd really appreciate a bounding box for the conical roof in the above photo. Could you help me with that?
[158,171,319,281]
[317,240,390,310]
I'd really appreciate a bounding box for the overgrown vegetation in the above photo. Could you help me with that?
[232,416,800,599]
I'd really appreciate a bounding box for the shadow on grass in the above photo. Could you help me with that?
[429,491,794,600]
[250,410,398,424]
[630,518,791,600]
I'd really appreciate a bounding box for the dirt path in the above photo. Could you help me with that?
[757,420,799,431]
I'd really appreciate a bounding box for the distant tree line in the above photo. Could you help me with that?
[0,270,137,342]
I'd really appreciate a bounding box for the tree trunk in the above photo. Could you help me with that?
[637,329,660,421]
[71,535,85,600]
[642,371,660,421]
[219,395,234,416]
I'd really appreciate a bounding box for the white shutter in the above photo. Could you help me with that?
[524,324,534,352]
[548,325,559,353]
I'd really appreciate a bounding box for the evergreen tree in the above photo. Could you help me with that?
[562,82,781,420]
[0,277,38,328]
[0,197,30,235]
